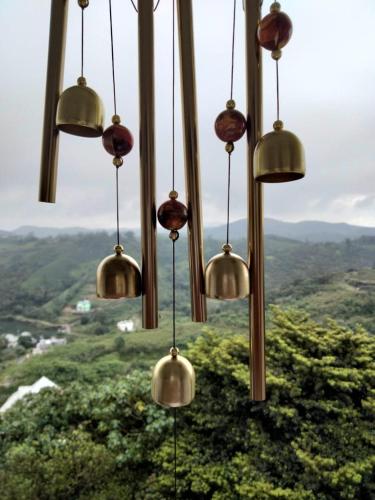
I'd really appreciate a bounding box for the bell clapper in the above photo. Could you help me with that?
[96,0,140,300]
[205,0,249,301]
[254,2,305,183]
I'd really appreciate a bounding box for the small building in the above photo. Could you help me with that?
[33,337,67,355]
[76,299,91,314]
[4,334,18,348]
[0,376,58,413]
[117,320,135,333]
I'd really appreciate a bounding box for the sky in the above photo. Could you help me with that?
[0,0,374,230]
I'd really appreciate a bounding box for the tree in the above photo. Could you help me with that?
[150,307,375,499]
[0,308,374,499]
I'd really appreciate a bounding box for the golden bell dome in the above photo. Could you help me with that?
[254,120,305,183]
[205,244,249,300]
[56,76,104,137]
[96,245,141,299]
[151,347,195,408]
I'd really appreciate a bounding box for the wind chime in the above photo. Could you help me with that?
[151,1,195,494]
[255,1,305,182]
[39,0,306,406]
[205,0,250,301]
[56,0,104,138]
[96,0,142,300]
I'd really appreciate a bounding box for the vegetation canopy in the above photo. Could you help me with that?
[0,308,374,499]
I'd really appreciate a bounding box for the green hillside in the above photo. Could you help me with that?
[0,233,374,404]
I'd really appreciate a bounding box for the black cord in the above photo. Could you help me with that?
[230,0,237,100]
[276,58,280,121]
[129,0,162,13]
[172,0,175,191]
[116,167,120,246]
[173,408,177,499]
[81,7,84,77]
[172,239,176,347]
[226,153,232,246]
[109,0,117,115]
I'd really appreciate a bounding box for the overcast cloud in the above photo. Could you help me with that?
[0,0,374,230]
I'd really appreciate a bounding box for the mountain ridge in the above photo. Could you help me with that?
[3,218,375,243]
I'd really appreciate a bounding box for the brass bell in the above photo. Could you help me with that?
[151,347,195,408]
[205,243,249,300]
[96,244,141,299]
[56,76,104,137]
[254,120,305,183]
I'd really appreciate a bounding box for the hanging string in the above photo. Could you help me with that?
[172,239,176,348]
[116,166,120,246]
[172,0,175,191]
[109,0,117,115]
[276,58,280,121]
[225,0,236,246]
[80,7,84,77]
[129,0,162,13]
[230,0,237,100]
[171,2,177,498]
[226,154,232,246]
[173,408,177,498]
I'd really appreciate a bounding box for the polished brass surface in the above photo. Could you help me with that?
[56,77,104,137]
[225,142,234,154]
[112,157,123,167]
[169,230,179,241]
[177,0,207,323]
[169,190,178,199]
[96,245,141,299]
[78,0,89,8]
[39,0,68,203]
[138,0,158,329]
[245,0,266,401]
[151,348,196,408]
[226,99,236,109]
[205,245,249,300]
[254,121,305,183]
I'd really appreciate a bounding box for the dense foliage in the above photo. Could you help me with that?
[0,308,374,499]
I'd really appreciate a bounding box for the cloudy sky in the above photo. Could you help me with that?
[0,0,374,230]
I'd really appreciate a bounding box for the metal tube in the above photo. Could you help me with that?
[176,0,207,323]
[138,0,158,329]
[245,0,266,400]
[39,0,68,203]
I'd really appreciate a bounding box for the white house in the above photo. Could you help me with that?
[32,337,67,355]
[0,376,58,413]
[117,320,135,333]
[4,333,18,348]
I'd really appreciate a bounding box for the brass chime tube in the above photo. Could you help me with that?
[39,0,68,203]
[245,0,266,400]
[176,0,207,323]
[138,0,158,329]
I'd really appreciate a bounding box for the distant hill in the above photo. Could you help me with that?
[5,218,375,242]
[206,218,375,243]
[11,226,99,238]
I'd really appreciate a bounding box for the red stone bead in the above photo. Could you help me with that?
[257,11,293,51]
[102,124,134,157]
[157,199,188,231]
[215,109,247,143]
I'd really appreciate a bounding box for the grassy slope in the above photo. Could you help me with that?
[0,233,374,404]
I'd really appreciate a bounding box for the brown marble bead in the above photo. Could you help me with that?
[157,199,188,231]
[102,124,134,157]
[257,11,293,51]
[215,109,247,143]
